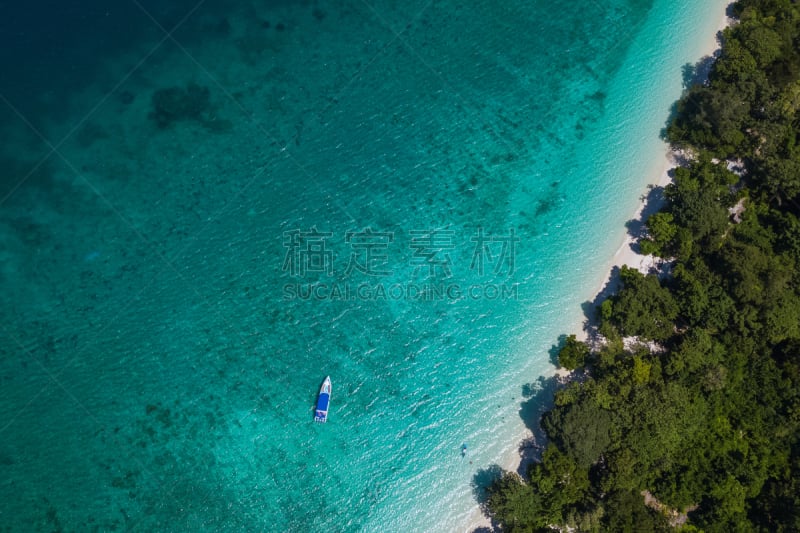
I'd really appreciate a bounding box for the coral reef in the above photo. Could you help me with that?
[149,83,211,129]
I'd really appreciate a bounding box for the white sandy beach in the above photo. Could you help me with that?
[460,5,733,532]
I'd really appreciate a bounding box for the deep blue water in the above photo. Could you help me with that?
[1,1,726,531]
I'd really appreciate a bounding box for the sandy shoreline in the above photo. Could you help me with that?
[596,7,734,292]
[460,5,733,532]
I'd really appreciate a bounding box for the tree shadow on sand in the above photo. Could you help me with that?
[681,53,719,90]
[624,184,667,252]
[580,265,620,347]
[662,22,726,137]
[581,159,678,345]
[547,334,567,366]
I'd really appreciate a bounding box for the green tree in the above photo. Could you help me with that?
[641,211,678,257]
[740,24,784,68]
[600,491,671,533]
[558,335,589,370]
[544,400,612,469]
[486,472,540,532]
[607,266,679,341]
[714,36,759,83]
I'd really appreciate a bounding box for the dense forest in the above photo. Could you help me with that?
[485,0,800,531]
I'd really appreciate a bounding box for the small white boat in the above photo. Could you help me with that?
[314,376,331,422]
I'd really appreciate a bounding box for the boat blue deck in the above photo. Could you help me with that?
[316,393,330,412]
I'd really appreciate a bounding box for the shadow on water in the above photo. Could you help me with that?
[471,464,504,532]
[580,264,620,342]
[547,335,568,367]
[469,373,563,532]
[518,374,561,475]
[472,464,504,510]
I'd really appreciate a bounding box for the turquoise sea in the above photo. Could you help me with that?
[1,1,727,531]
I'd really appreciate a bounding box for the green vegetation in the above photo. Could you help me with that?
[486,1,800,530]
[558,334,590,370]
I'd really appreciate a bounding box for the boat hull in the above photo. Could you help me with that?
[314,376,331,422]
